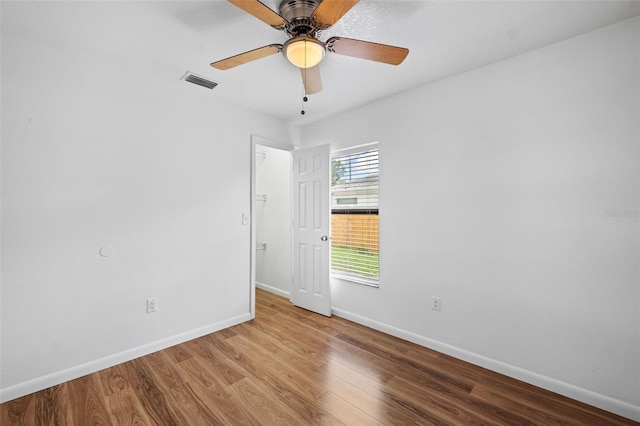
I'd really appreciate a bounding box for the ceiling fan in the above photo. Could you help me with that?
[210,0,409,95]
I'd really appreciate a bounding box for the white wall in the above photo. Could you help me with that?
[300,18,640,420]
[255,144,292,296]
[0,26,289,399]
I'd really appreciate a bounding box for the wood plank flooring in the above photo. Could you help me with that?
[1,289,637,425]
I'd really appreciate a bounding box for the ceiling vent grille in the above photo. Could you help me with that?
[182,72,218,90]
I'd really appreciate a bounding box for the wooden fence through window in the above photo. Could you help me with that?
[331,213,379,253]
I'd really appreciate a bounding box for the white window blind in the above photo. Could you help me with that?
[331,147,379,285]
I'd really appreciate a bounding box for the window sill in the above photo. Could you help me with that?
[331,272,379,288]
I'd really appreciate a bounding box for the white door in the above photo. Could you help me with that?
[292,144,331,316]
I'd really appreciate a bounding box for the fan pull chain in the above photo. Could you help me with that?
[301,78,305,115]
[300,61,309,115]
[301,46,308,115]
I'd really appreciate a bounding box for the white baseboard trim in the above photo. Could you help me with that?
[331,307,640,422]
[0,313,252,404]
[255,282,290,299]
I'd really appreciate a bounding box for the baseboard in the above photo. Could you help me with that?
[0,313,252,404]
[255,281,290,299]
[331,307,640,422]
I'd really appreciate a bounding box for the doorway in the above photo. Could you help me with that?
[250,136,332,318]
[250,136,294,318]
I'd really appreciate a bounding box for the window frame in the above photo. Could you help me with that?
[330,142,380,287]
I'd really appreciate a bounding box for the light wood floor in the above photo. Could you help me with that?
[1,289,637,425]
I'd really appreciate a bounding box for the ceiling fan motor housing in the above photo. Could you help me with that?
[279,0,323,36]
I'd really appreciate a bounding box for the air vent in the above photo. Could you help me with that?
[182,72,218,90]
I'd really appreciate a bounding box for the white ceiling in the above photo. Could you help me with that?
[3,1,639,125]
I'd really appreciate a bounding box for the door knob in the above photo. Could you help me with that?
[321,235,329,241]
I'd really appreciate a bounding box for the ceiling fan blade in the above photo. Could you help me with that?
[227,0,288,29]
[211,44,282,70]
[326,36,409,65]
[312,0,359,28]
[301,65,322,95]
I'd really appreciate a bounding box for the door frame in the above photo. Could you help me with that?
[249,134,295,319]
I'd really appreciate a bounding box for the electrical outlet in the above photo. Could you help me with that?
[147,298,158,313]
[431,297,441,312]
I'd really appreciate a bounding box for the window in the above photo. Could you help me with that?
[336,197,357,205]
[331,145,379,286]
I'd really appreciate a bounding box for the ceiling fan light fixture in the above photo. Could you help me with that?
[284,36,325,69]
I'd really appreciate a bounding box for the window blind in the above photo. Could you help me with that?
[331,148,379,284]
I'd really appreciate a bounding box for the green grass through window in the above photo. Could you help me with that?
[331,245,379,279]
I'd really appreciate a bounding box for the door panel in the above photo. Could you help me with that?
[292,144,331,316]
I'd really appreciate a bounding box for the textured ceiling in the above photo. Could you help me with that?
[3,1,639,125]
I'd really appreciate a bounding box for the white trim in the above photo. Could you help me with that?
[0,313,251,404]
[332,273,379,288]
[249,134,295,321]
[331,307,640,422]
[255,281,291,299]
